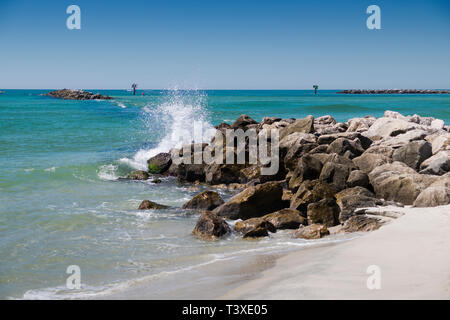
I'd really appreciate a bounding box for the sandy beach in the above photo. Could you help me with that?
[221,205,450,300]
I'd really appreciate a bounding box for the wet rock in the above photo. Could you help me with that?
[235,218,276,234]
[342,215,384,232]
[177,162,206,183]
[214,181,285,220]
[147,152,172,174]
[242,221,273,238]
[392,140,432,170]
[307,198,340,227]
[182,191,225,210]
[205,163,244,185]
[346,170,369,188]
[264,208,306,230]
[293,224,329,239]
[128,170,150,180]
[419,150,450,175]
[192,211,231,240]
[138,200,169,210]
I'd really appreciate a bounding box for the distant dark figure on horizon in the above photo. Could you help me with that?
[132,83,138,95]
[313,85,319,95]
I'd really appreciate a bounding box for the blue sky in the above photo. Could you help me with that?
[0,0,449,89]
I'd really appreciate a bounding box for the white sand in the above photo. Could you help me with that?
[221,205,450,299]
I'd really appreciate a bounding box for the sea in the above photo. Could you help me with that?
[0,89,449,299]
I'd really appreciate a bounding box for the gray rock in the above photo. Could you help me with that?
[419,150,450,175]
[192,211,231,240]
[182,191,225,210]
[213,181,285,220]
[392,140,432,171]
[293,224,329,239]
[346,170,369,188]
[307,198,340,227]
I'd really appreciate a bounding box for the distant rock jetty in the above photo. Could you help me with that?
[44,89,113,100]
[338,89,450,94]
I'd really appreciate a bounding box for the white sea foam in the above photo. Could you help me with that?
[120,90,215,170]
[97,164,119,180]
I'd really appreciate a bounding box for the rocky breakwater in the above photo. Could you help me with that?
[337,89,450,94]
[44,89,113,100]
[133,110,449,241]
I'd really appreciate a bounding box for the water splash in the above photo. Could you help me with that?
[119,89,215,170]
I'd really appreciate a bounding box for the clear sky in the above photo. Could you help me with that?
[0,0,449,89]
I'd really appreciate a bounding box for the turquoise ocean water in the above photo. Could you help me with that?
[0,89,449,299]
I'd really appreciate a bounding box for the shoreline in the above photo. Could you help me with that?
[220,205,450,299]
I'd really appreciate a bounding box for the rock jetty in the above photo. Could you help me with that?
[337,89,450,94]
[45,89,113,100]
[131,111,449,241]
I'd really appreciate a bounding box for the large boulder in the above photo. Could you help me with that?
[234,218,276,234]
[288,154,324,191]
[205,163,244,185]
[213,181,285,220]
[373,129,428,148]
[319,154,356,190]
[230,114,258,130]
[242,221,274,238]
[290,180,336,214]
[352,145,394,174]
[147,152,172,174]
[346,170,369,188]
[413,175,450,207]
[419,150,450,175]
[335,187,378,222]
[182,191,225,210]
[307,198,340,227]
[192,211,231,240]
[239,164,286,184]
[347,116,376,132]
[326,138,365,159]
[176,162,206,183]
[318,132,372,150]
[362,117,421,140]
[263,208,307,230]
[392,140,432,170]
[342,215,384,232]
[293,224,329,239]
[279,116,315,139]
[138,200,169,210]
[368,162,438,205]
[280,133,318,170]
[425,132,450,154]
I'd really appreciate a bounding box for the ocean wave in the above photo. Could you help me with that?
[97,164,119,181]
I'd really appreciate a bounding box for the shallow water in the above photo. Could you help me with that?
[0,89,449,299]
